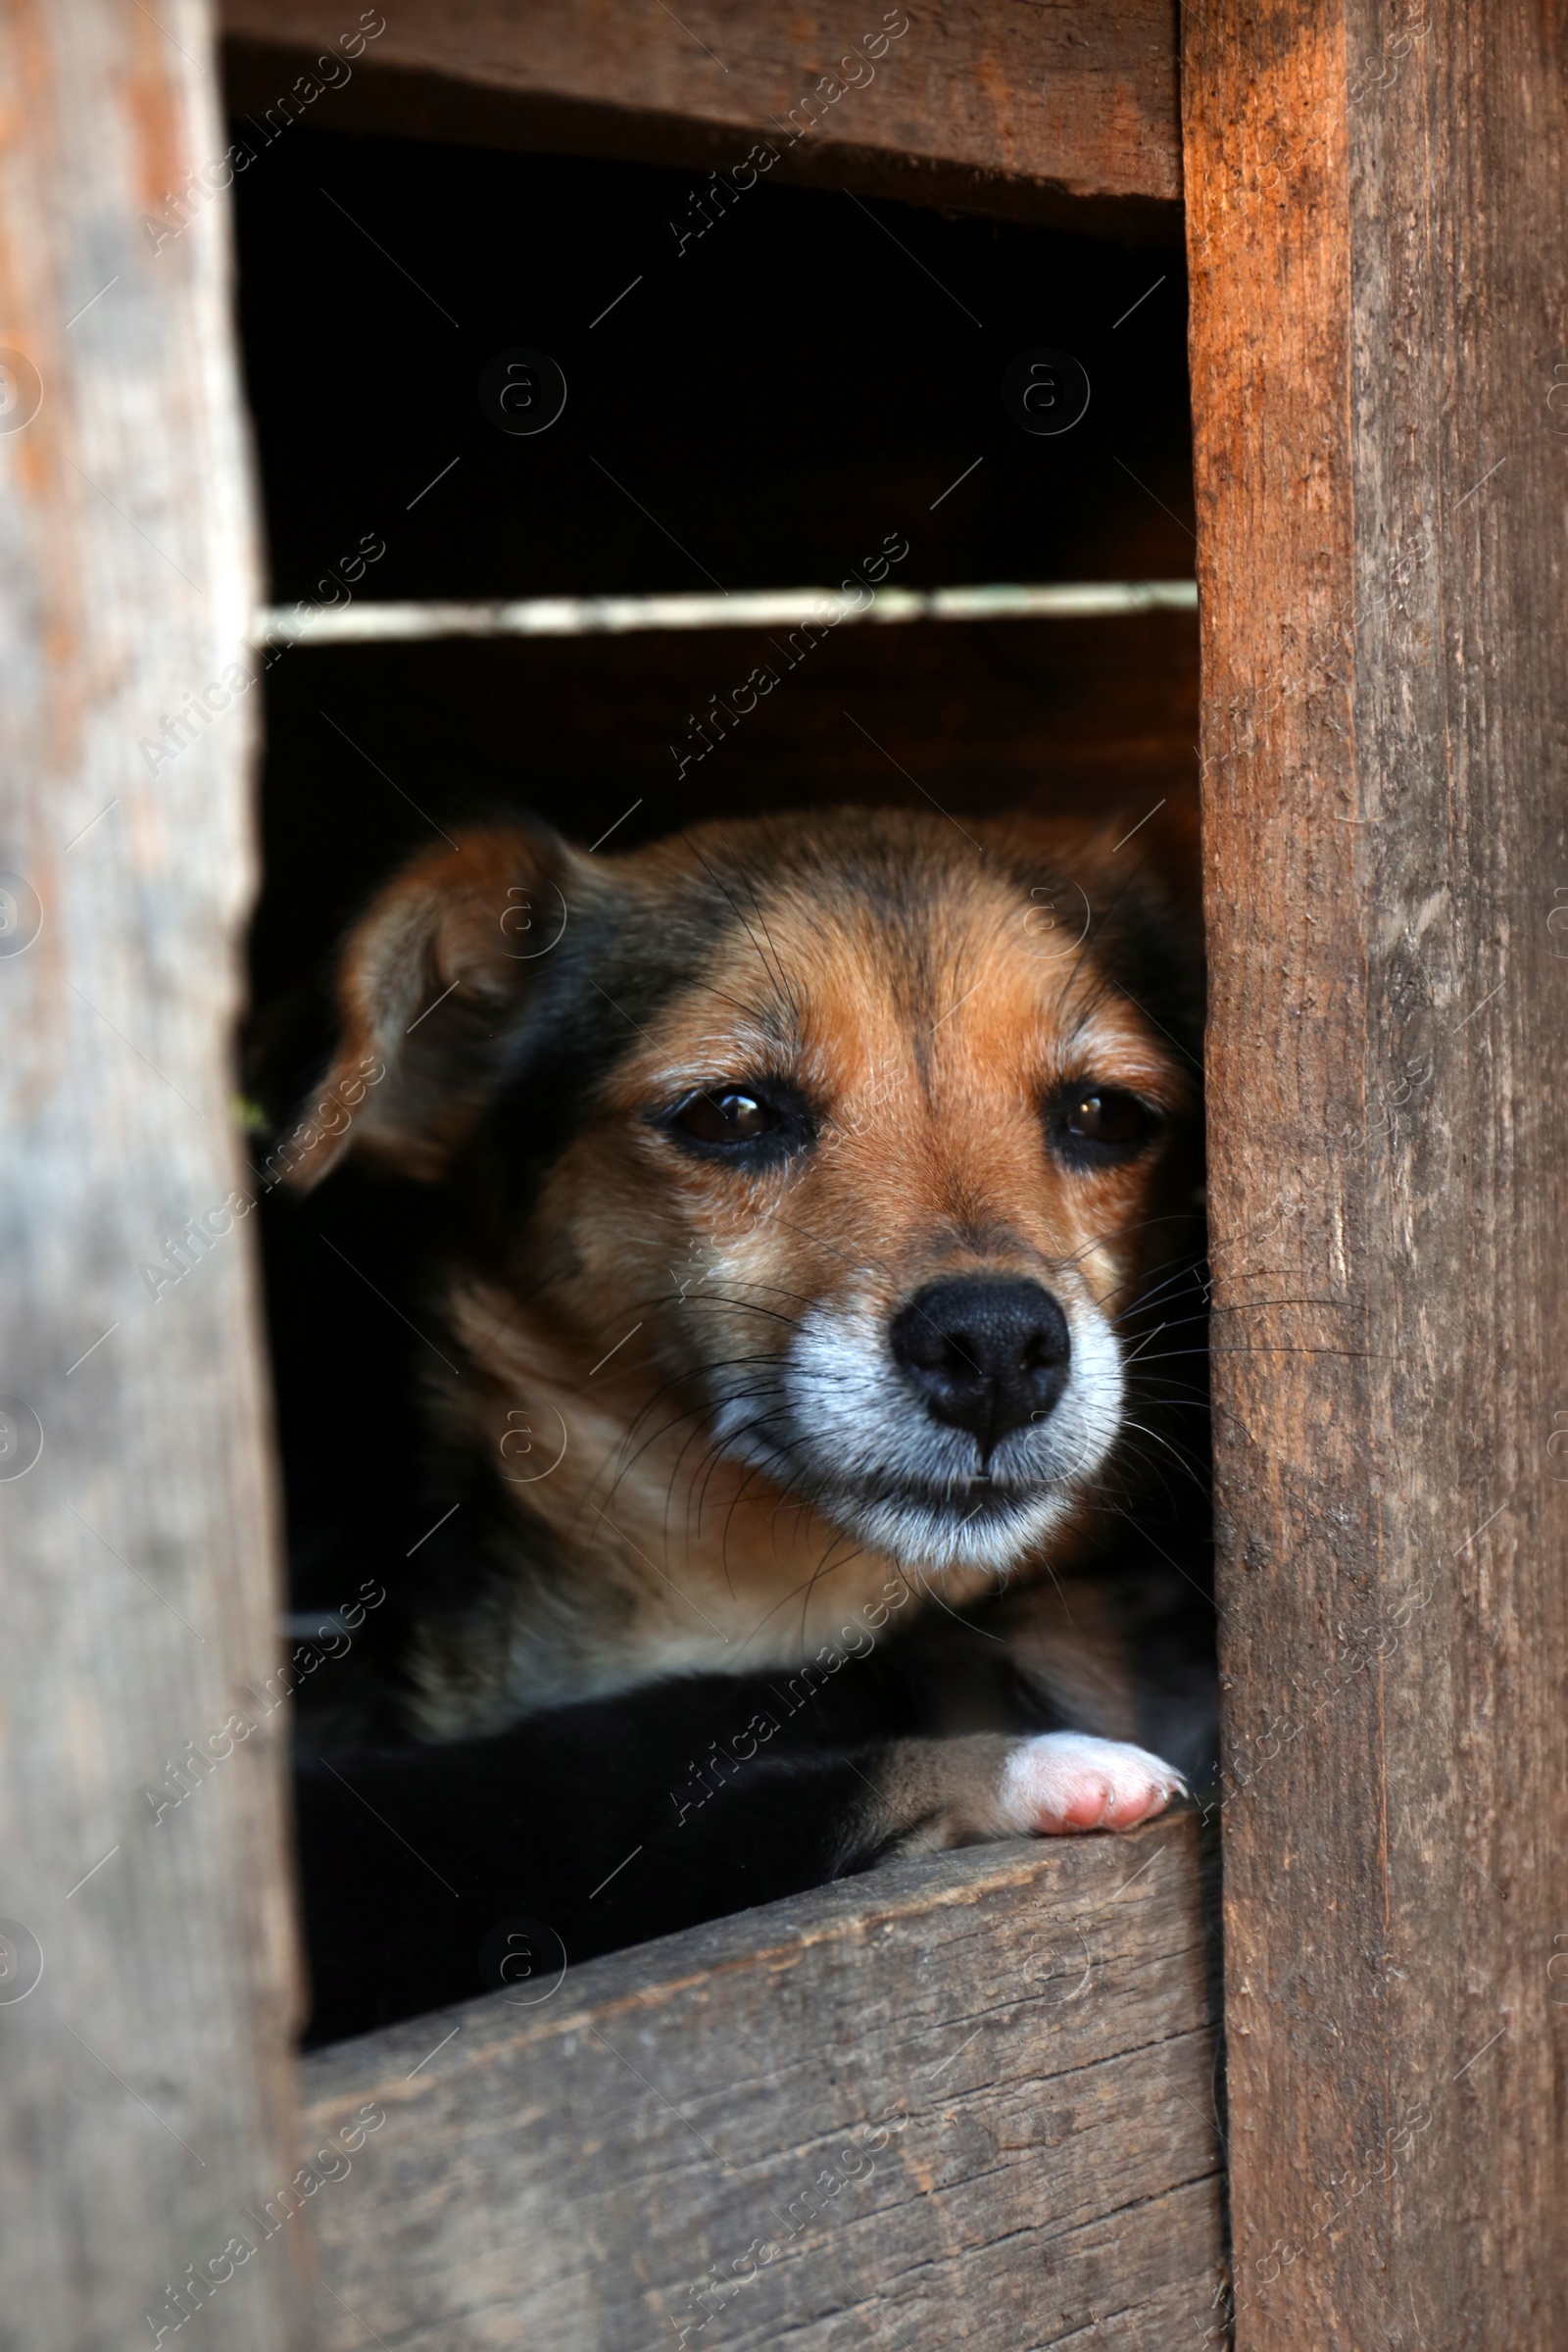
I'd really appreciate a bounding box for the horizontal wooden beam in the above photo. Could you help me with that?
[300,1816,1222,2349]
[220,0,1182,234]
[253,580,1200,646]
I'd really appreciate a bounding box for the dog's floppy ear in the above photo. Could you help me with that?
[987,785,1212,959]
[981,788,1205,1056]
[284,824,576,1190]
[984,788,1201,923]
[1106,788,1201,923]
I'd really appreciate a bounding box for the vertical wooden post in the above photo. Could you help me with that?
[0,6,305,2347]
[1184,2,1568,2341]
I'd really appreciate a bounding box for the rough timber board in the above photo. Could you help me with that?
[0,2,305,2347]
[1184,1,1568,2342]
[220,0,1183,233]
[300,1814,1223,2349]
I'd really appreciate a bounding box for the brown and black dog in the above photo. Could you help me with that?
[286,805,1212,2039]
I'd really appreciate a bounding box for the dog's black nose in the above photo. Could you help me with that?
[890,1278,1071,1452]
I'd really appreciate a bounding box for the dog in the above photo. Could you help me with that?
[280,805,1213,2040]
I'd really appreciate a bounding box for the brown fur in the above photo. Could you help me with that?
[294,806,1202,1741]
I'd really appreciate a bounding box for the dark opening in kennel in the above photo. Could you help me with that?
[223,109,1221,2342]
[233,124,1204,1796]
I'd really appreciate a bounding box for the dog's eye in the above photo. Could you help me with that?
[1067,1090,1147,1146]
[664,1082,814,1166]
[674,1090,775,1147]
[1050,1085,1156,1167]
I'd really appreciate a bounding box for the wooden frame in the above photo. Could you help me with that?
[302,1819,1222,2349]
[0,5,304,2347]
[220,0,1183,238]
[1184,4,1568,2339]
[4,1,1562,2343]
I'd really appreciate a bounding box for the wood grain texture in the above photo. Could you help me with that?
[1184,3,1568,2342]
[0,5,306,2347]
[301,1815,1223,2349]
[219,0,1182,233]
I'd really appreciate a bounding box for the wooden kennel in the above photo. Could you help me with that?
[1,3,1562,2346]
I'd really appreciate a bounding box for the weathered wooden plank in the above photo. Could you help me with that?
[301,1815,1223,2349]
[0,5,306,2348]
[1184,3,1568,2342]
[220,0,1182,232]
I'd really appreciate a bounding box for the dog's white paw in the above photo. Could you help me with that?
[999,1732,1186,1836]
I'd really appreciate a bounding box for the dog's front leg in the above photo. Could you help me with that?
[849,1731,1186,1864]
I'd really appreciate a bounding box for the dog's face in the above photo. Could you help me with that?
[296,808,1200,1636]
